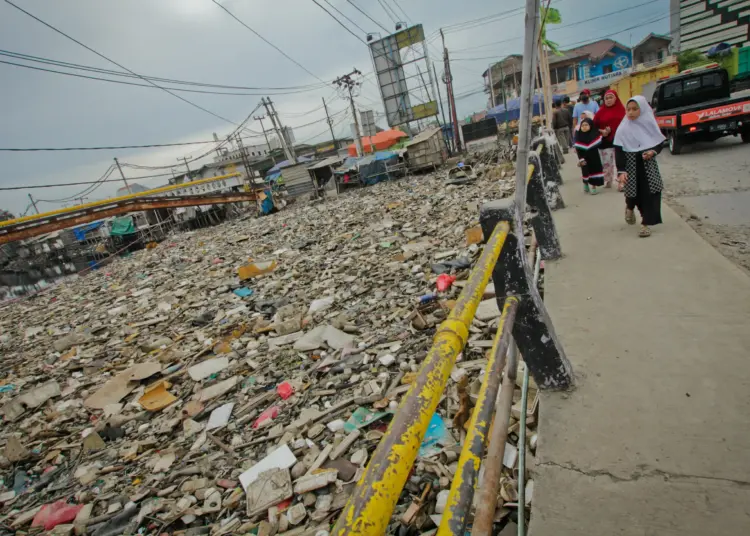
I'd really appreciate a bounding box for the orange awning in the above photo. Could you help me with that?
[348,129,408,156]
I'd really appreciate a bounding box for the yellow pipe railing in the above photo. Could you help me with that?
[331,221,510,536]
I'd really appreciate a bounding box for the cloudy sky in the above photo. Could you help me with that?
[0,0,670,214]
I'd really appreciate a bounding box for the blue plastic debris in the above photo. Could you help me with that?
[233,288,254,298]
[419,413,448,457]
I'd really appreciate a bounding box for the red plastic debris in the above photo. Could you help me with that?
[32,501,84,531]
[252,405,281,429]
[436,274,456,292]
[277,382,295,400]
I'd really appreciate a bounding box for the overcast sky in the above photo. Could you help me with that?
[0,0,670,214]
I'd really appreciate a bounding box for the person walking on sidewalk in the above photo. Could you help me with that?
[614,95,666,238]
[573,89,599,129]
[574,117,604,195]
[552,101,572,154]
[594,89,626,188]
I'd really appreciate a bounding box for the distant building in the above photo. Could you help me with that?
[633,34,673,67]
[670,0,750,53]
[116,183,150,196]
[484,39,634,102]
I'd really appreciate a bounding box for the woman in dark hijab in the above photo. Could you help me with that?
[574,116,604,195]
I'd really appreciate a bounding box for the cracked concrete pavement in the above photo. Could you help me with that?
[529,158,750,535]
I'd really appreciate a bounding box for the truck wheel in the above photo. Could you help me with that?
[669,132,683,155]
[742,130,750,144]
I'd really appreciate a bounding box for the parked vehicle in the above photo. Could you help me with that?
[651,64,750,154]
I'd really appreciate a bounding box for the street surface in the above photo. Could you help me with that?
[531,158,750,536]
[658,136,750,273]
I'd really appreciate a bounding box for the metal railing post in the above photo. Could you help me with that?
[480,199,573,389]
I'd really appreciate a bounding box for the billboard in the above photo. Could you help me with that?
[369,24,438,128]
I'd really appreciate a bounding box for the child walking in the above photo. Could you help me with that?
[573,116,604,195]
[614,96,666,238]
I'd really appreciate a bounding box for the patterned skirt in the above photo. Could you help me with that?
[599,147,616,185]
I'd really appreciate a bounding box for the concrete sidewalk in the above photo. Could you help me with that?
[530,159,750,535]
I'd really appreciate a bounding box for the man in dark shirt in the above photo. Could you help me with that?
[552,101,572,154]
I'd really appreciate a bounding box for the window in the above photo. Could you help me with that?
[657,50,664,61]
[663,80,683,99]
[602,65,613,74]
[702,72,722,88]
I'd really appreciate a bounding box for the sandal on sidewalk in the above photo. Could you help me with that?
[639,226,651,238]
[625,209,636,225]
[583,183,590,194]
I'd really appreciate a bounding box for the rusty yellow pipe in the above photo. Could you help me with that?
[437,297,519,536]
[0,172,242,229]
[331,221,510,536]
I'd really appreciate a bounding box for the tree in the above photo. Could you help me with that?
[541,7,563,56]
[678,49,708,71]
[0,210,14,223]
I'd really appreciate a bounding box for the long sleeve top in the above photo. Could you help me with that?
[615,143,664,197]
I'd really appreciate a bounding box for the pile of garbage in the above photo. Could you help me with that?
[0,165,539,535]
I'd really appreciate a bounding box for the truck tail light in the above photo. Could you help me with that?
[689,126,697,132]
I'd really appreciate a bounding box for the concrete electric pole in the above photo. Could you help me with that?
[322,98,339,151]
[113,157,131,193]
[333,69,364,157]
[253,115,277,165]
[441,29,462,153]
[27,194,39,215]
[261,98,296,163]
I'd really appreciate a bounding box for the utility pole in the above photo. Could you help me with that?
[262,97,295,163]
[441,29,462,153]
[333,69,363,157]
[322,98,339,152]
[179,157,192,180]
[27,193,39,215]
[254,114,277,165]
[514,0,541,233]
[234,133,254,185]
[433,61,451,154]
[113,157,131,193]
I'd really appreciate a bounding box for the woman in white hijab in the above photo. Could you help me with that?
[614,95,666,238]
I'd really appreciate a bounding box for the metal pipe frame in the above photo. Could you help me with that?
[471,340,519,536]
[438,297,519,536]
[331,221,510,536]
[0,191,257,245]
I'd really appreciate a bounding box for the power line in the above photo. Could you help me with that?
[210,0,327,84]
[376,0,398,25]
[5,170,190,195]
[345,0,389,33]
[0,140,233,152]
[2,0,264,134]
[311,0,368,44]
[35,165,115,201]
[450,0,662,54]
[388,0,411,23]
[320,0,367,34]
[0,49,328,91]
[0,59,324,96]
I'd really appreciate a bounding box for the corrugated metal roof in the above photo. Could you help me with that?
[307,155,343,170]
[404,127,442,147]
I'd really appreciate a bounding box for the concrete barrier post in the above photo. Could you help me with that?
[480,198,574,389]
[526,153,563,260]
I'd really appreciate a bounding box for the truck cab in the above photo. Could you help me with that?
[651,64,750,154]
